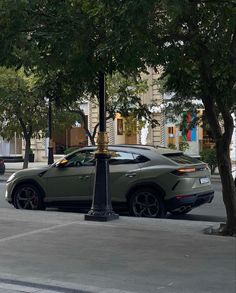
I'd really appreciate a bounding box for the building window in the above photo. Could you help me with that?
[168,127,174,135]
[117,119,123,135]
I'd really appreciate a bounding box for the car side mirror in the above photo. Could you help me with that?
[56,159,68,168]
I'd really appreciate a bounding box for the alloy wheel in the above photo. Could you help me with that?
[131,191,160,217]
[14,185,43,210]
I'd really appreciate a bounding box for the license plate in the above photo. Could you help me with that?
[200,177,209,184]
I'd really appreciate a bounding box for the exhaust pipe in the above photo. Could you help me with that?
[172,205,192,213]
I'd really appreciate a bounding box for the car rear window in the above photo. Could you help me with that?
[163,153,201,164]
[109,151,149,165]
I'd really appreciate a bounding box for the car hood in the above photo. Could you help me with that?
[11,166,51,178]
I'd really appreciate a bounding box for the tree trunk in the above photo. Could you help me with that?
[215,137,236,235]
[88,132,96,145]
[23,136,31,169]
[203,98,236,235]
[83,124,95,145]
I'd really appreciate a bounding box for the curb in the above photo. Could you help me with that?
[0,278,93,293]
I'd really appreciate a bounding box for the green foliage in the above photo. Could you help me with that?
[124,115,146,137]
[106,72,158,126]
[0,0,234,233]
[0,66,48,168]
[149,1,236,115]
[0,1,159,147]
[179,141,189,152]
[168,143,177,150]
[64,71,159,144]
[0,0,157,94]
[52,109,78,137]
[145,1,236,232]
[0,66,79,167]
[200,148,218,175]
[0,66,47,140]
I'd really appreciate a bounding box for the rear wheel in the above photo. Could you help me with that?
[13,184,45,210]
[128,188,166,218]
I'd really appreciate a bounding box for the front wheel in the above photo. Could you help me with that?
[13,184,45,210]
[128,188,166,218]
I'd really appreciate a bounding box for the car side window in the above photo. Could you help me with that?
[65,150,96,167]
[133,154,150,163]
[82,151,96,166]
[109,151,136,165]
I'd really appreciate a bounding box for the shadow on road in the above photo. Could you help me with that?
[166,213,226,223]
[47,207,226,223]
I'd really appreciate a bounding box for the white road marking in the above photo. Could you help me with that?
[0,281,136,293]
[0,282,39,292]
[0,221,79,243]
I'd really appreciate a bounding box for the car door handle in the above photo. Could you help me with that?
[125,173,136,178]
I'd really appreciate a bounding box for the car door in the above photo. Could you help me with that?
[44,150,96,202]
[109,150,141,202]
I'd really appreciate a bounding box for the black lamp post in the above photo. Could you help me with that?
[48,96,54,165]
[85,72,119,221]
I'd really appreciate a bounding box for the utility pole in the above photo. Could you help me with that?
[48,96,54,165]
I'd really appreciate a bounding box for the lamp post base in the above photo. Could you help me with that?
[84,152,119,222]
[48,146,54,165]
[84,211,119,222]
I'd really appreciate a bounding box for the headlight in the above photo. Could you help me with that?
[7,173,16,182]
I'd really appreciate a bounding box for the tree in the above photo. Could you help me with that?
[200,148,218,175]
[67,72,158,145]
[0,66,78,168]
[1,1,235,234]
[0,67,48,168]
[146,0,236,235]
[1,1,164,96]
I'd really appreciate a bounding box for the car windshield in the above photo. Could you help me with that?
[62,149,150,166]
[63,150,96,167]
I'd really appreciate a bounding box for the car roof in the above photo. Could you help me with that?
[114,144,182,155]
[78,144,182,156]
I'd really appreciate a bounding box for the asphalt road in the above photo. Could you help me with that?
[0,181,226,222]
[0,180,235,293]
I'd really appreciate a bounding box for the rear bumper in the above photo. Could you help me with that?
[166,190,214,212]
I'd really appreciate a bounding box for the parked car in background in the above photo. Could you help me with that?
[5,145,214,217]
[0,159,5,175]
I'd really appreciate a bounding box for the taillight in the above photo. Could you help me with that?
[172,164,209,176]
[172,168,196,176]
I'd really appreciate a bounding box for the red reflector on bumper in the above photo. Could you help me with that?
[176,195,194,200]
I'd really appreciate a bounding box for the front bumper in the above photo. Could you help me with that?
[165,190,214,212]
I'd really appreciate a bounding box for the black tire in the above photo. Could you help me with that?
[128,188,166,218]
[13,184,45,210]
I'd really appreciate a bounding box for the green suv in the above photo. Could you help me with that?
[5,145,214,217]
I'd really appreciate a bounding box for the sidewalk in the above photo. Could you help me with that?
[0,162,49,181]
[0,209,235,293]
[0,163,235,292]
[5,161,48,173]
